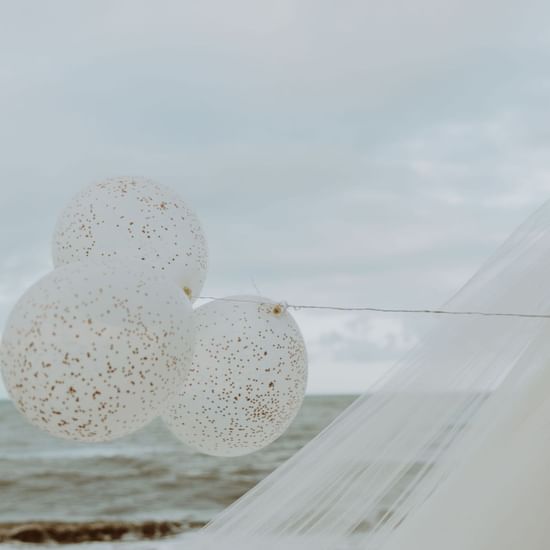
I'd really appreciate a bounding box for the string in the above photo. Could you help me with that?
[197,296,550,320]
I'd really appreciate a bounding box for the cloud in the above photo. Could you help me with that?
[294,310,420,393]
[2,1,550,396]
[0,246,51,329]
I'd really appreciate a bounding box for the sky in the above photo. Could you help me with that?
[1,0,550,395]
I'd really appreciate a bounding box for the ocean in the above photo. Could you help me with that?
[0,395,357,546]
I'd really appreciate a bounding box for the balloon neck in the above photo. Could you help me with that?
[272,302,288,316]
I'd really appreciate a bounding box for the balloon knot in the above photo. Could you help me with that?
[272,301,288,316]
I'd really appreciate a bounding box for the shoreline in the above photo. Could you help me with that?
[0,520,206,545]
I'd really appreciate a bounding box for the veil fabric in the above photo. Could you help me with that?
[178,202,550,550]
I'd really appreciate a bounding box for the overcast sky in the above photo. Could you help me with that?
[1,1,550,395]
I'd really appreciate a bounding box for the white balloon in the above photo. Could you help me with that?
[163,296,308,457]
[52,176,208,302]
[0,260,194,442]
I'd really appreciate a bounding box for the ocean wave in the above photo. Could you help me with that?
[0,445,178,461]
[0,396,358,531]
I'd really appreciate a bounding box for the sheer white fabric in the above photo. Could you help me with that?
[177,202,550,550]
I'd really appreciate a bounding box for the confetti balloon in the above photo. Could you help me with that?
[52,176,208,302]
[0,260,194,442]
[163,295,308,457]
